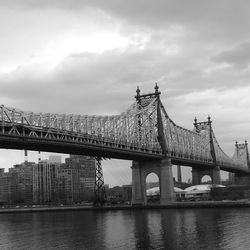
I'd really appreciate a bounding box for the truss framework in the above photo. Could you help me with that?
[94,157,106,205]
[0,86,248,172]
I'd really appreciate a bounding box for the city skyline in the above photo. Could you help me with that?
[0,154,96,205]
[0,1,250,185]
[0,151,134,187]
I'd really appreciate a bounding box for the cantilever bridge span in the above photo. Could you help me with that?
[1,84,250,204]
[0,85,249,174]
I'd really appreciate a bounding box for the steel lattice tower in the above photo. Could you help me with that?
[94,157,106,206]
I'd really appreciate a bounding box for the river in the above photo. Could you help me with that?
[0,208,249,249]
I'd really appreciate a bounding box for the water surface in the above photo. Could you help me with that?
[0,208,249,249]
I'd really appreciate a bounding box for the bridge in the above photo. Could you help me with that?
[0,84,249,205]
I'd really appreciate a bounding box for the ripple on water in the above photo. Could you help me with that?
[0,208,250,249]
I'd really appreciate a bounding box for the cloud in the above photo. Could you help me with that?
[0,29,184,113]
[212,42,250,69]
[0,1,249,185]
[3,0,250,42]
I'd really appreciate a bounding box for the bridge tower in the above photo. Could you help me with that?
[192,116,221,185]
[131,84,175,205]
[94,157,106,206]
[232,141,250,185]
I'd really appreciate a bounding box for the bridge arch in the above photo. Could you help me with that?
[192,167,221,185]
[201,175,212,184]
[146,172,159,183]
[140,163,161,205]
[146,172,160,203]
[131,158,175,205]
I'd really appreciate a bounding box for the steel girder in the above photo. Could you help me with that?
[0,91,248,172]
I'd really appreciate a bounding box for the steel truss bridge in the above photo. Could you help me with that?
[0,85,249,174]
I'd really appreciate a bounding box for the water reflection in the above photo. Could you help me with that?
[0,208,250,249]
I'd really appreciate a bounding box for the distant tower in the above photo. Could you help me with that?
[38,151,41,162]
[24,150,28,163]
[233,140,249,169]
[177,165,182,184]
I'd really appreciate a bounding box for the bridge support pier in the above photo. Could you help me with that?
[160,158,175,205]
[192,166,221,185]
[212,166,221,185]
[131,158,175,206]
[131,161,145,205]
[192,169,201,185]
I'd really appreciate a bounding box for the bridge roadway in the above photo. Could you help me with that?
[1,85,249,177]
[0,123,249,175]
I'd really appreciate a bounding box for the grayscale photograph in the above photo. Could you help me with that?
[0,1,249,249]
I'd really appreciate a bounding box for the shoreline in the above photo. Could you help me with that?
[0,200,250,213]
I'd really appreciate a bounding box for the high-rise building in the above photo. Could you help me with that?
[33,160,62,204]
[0,168,14,204]
[0,162,34,205]
[50,163,61,204]
[57,155,95,204]
[12,161,35,204]
[0,154,96,205]
[57,164,76,204]
[33,160,52,204]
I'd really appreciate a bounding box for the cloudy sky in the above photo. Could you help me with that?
[0,0,250,186]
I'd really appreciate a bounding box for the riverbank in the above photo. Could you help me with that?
[1,200,250,213]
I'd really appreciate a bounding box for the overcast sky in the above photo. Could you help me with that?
[0,1,250,186]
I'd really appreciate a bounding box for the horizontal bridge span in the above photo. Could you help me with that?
[0,131,162,161]
[1,132,249,174]
[0,85,249,174]
[171,158,250,174]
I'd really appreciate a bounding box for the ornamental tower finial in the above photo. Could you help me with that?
[208,115,211,124]
[194,117,198,128]
[155,82,159,94]
[136,86,140,98]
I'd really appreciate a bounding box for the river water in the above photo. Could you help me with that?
[0,208,249,250]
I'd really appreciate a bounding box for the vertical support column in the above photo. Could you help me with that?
[228,172,235,185]
[212,166,221,185]
[192,168,200,185]
[131,161,144,205]
[94,157,106,206]
[24,150,28,163]
[177,165,182,184]
[160,158,175,205]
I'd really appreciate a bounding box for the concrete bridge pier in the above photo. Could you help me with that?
[212,166,221,185]
[192,168,201,185]
[131,161,145,205]
[160,158,175,205]
[131,158,175,205]
[192,166,221,185]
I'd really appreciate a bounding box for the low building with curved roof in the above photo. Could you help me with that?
[146,186,186,200]
[184,184,225,200]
